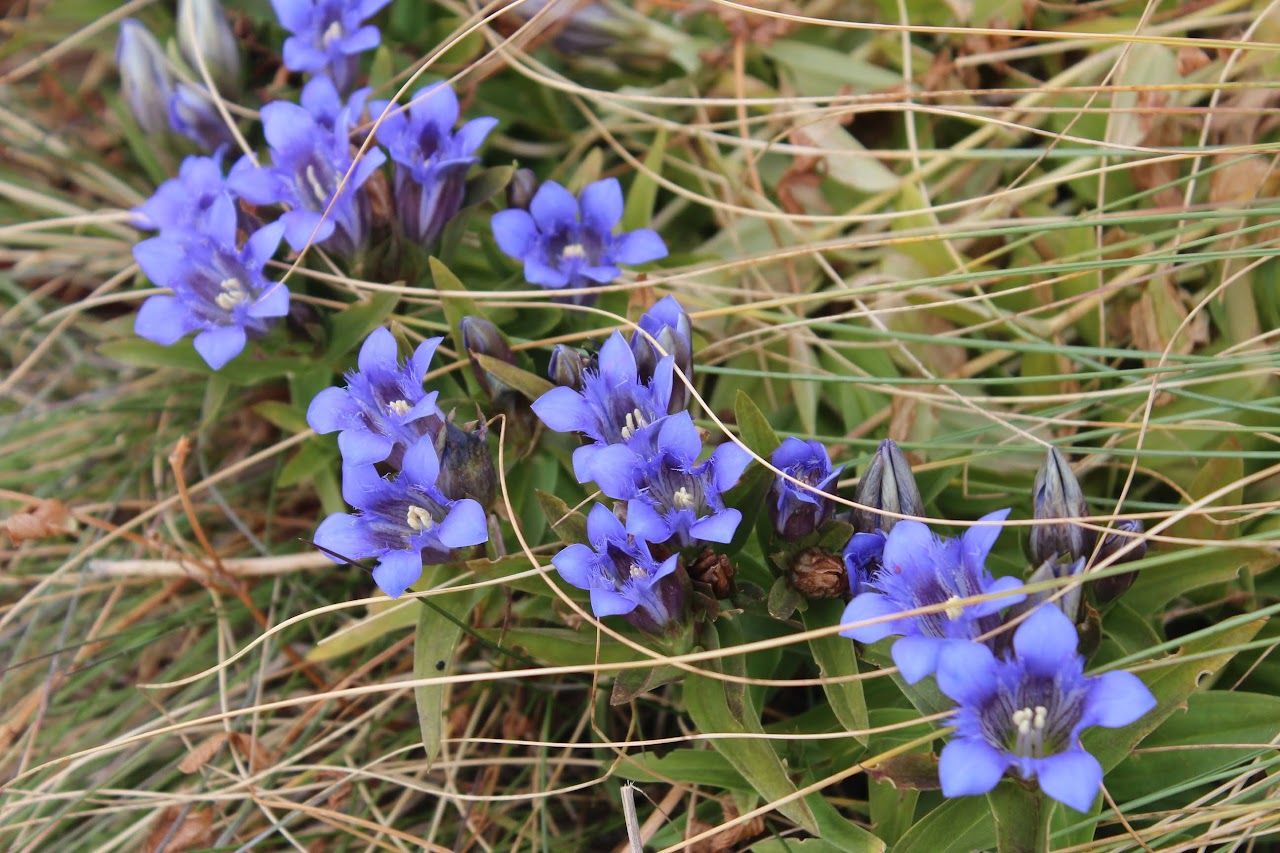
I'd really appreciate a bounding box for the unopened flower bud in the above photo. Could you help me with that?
[852,439,923,535]
[1006,557,1085,632]
[506,168,538,211]
[434,420,497,510]
[177,0,242,94]
[168,83,237,152]
[1090,519,1146,603]
[117,19,176,135]
[503,0,624,53]
[631,296,693,413]
[1029,447,1094,567]
[547,343,587,391]
[460,316,516,401]
[768,438,842,541]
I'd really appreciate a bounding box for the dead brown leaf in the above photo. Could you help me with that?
[2,498,75,544]
[145,806,213,853]
[177,732,231,774]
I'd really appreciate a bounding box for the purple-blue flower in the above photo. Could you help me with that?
[132,195,289,370]
[272,0,391,93]
[168,83,237,152]
[936,604,1156,812]
[531,330,674,484]
[369,84,498,247]
[117,18,175,136]
[630,295,692,413]
[591,413,752,549]
[839,510,1025,684]
[228,77,383,257]
[313,437,489,598]
[307,327,446,469]
[552,503,681,633]
[842,530,885,596]
[769,438,843,541]
[491,178,667,304]
[133,153,238,237]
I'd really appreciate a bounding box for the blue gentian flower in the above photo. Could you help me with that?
[769,437,843,541]
[272,0,391,93]
[842,530,885,596]
[630,295,693,413]
[936,604,1156,812]
[839,510,1025,684]
[117,18,175,135]
[591,413,752,548]
[228,77,383,256]
[168,83,237,152]
[313,437,489,598]
[552,503,681,633]
[134,153,239,237]
[491,178,667,304]
[132,195,289,370]
[307,327,446,469]
[531,330,673,484]
[369,84,498,247]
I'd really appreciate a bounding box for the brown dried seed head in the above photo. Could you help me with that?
[788,548,849,599]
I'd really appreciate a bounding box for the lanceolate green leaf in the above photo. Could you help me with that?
[804,600,870,746]
[414,587,486,766]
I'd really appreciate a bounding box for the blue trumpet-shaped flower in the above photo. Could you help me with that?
[307,327,446,469]
[132,195,288,370]
[840,509,1025,684]
[369,84,498,248]
[552,503,681,631]
[272,0,391,93]
[229,77,383,256]
[313,437,488,598]
[769,438,843,541]
[630,295,693,412]
[531,330,673,485]
[134,153,238,238]
[591,413,751,549]
[491,178,667,303]
[936,604,1156,812]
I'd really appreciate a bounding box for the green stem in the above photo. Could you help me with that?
[988,782,1054,853]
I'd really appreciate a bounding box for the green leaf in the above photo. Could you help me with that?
[278,439,335,489]
[253,400,310,434]
[895,796,996,853]
[767,575,805,620]
[683,670,819,833]
[622,129,666,232]
[1126,544,1272,611]
[414,588,485,766]
[807,791,886,852]
[536,489,588,546]
[987,781,1051,853]
[734,389,781,456]
[478,626,638,667]
[471,352,555,402]
[803,600,870,746]
[615,748,751,791]
[306,599,418,662]
[324,290,400,363]
[610,664,683,705]
[429,256,479,372]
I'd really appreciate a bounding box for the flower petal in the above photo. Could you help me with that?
[1012,604,1080,673]
[491,209,539,259]
[193,325,247,370]
[1035,749,1102,813]
[613,228,668,264]
[891,634,947,684]
[314,512,376,562]
[880,519,937,577]
[711,442,752,492]
[401,436,442,487]
[437,498,488,548]
[532,385,592,434]
[936,640,998,704]
[585,503,627,545]
[248,282,290,319]
[590,587,636,618]
[625,500,671,543]
[358,327,400,373]
[961,507,1010,575]
[938,738,1008,799]
[689,508,740,544]
[579,177,622,232]
[1081,670,1156,730]
[133,237,186,288]
[372,549,423,598]
[306,386,357,434]
[337,429,394,466]
[134,295,193,345]
[583,445,640,498]
[410,336,443,376]
[839,592,904,643]
[551,543,597,590]
[529,180,579,230]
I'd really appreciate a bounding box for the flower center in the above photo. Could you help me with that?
[1011,705,1049,758]
[214,277,247,311]
[672,486,695,510]
[322,20,344,48]
[628,563,649,580]
[388,399,412,416]
[406,505,435,532]
[619,407,648,440]
[304,164,329,206]
[943,595,965,621]
[561,243,587,260]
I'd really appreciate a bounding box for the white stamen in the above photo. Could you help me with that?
[322,20,344,47]
[406,505,434,532]
[1033,705,1048,730]
[628,563,648,580]
[1011,705,1047,757]
[672,486,694,510]
[304,164,328,204]
[214,277,247,311]
[943,595,965,621]
[562,243,586,259]
[619,408,647,441]
[388,399,412,416]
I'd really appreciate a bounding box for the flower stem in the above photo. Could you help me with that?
[988,782,1053,853]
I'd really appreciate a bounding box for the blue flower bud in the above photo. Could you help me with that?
[768,438,842,541]
[434,419,497,511]
[506,168,538,211]
[1091,519,1146,603]
[1029,447,1094,567]
[177,0,242,94]
[852,439,923,535]
[168,83,237,152]
[547,343,587,391]
[116,19,176,135]
[460,316,516,401]
[630,296,693,413]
